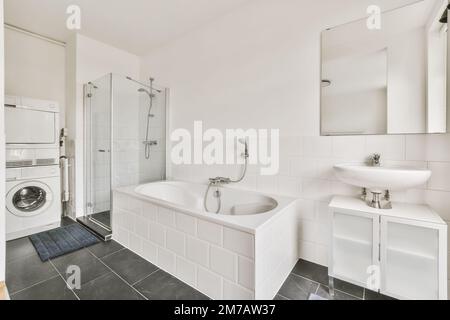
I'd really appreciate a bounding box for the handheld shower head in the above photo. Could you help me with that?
[238,138,249,159]
[138,88,155,98]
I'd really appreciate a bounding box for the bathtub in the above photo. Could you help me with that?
[112,181,300,300]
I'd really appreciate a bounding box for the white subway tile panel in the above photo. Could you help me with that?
[142,202,158,221]
[197,220,223,245]
[158,247,176,274]
[223,280,254,300]
[134,216,149,240]
[210,246,237,281]
[142,240,158,263]
[238,256,255,290]
[176,257,197,287]
[149,222,165,246]
[166,229,186,256]
[197,267,222,300]
[223,228,254,259]
[176,213,197,236]
[186,237,210,267]
[158,207,176,227]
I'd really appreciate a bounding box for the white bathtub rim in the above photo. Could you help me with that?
[113,181,297,235]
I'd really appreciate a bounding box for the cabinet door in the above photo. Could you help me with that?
[330,210,379,288]
[380,216,445,300]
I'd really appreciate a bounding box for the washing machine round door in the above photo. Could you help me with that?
[6,181,53,217]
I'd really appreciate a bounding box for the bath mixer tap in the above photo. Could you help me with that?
[371,153,381,167]
[209,177,231,185]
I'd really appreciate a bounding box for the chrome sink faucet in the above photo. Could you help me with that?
[371,153,381,167]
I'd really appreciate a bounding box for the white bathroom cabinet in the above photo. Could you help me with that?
[329,196,447,300]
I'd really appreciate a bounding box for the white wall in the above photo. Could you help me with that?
[65,34,140,217]
[140,0,450,267]
[0,0,6,283]
[4,27,66,152]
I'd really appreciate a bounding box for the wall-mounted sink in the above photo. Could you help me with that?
[334,164,431,192]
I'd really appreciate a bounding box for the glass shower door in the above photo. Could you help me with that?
[84,74,112,231]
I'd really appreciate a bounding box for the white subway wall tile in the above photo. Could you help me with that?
[158,247,176,274]
[238,256,255,290]
[197,220,223,246]
[186,237,210,267]
[366,135,405,161]
[127,198,142,215]
[166,228,186,256]
[197,267,222,300]
[142,240,158,263]
[175,213,197,236]
[296,199,316,221]
[158,207,176,227]
[223,228,254,259]
[134,216,149,240]
[405,135,427,161]
[149,222,165,246]
[298,240,316,263]
[298,220,317,243]
[142,202,158,221]
[223,280,254,300]
[426,134,450,162]
[277,176,302,197]
[315,244,329,267]
[302,179,332,202]
[210,246,237,281]
[115,227,129,247]
[129,233,143,256]
[176,257,197,287]
[428,162,450,192]
[303,136,332,157]
[426,190,450,221]
[332,136,366,160]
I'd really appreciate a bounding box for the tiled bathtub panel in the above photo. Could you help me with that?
[112,192,256,300]
[255,203,299,300]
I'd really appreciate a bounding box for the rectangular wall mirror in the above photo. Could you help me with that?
[321,0,449,135]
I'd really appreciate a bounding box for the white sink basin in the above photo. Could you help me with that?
[334,164,431,192]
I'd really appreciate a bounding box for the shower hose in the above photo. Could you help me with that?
[203,157,248,214]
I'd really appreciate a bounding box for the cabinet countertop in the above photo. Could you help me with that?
[330,196,447,226]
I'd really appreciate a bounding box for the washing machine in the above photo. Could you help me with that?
[5,165,61,240]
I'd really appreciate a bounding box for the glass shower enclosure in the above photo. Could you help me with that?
[81,73,167,240]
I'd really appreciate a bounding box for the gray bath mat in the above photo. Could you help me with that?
[30,224,100,261]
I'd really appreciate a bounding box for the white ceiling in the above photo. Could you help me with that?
[4,0,253,55]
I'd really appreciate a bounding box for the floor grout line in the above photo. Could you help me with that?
[8,274,61,297]
[288,273,363,300]
[90,251,149,300]
[276,293,291,300]
[48,259,81,300]
[88,246,126,260]
[131,269,161,287]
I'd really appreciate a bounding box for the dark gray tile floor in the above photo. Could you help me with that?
[6,218,393,301]
[5,218,208,300]
[89,211,111,228]
[276,259,395,300]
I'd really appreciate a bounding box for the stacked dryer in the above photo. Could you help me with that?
[4,95,61,240]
